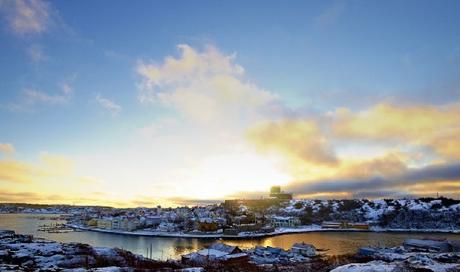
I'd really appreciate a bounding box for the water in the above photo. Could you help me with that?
[1,213,459,260]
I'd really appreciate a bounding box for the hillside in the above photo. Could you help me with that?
[281,197,460,230]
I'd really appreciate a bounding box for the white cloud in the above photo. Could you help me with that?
[0,143,15,154]
[314,0,346,27]
[27,44,47,62]
[0,0,49,35]
[136,44,279,125]
[6,80,74,112]
[103,44,292,200]
[95,94,122,116]
[24,88,70,104]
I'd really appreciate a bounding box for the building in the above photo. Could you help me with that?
[182,243,248,266]
[208,243,242,254]
[197,218,219,232]
[321,221,369,230]
[270,216,300,228]
[120,217,140,231]
[86,218,98,227]
[111,217,123,229]
[157,221,177,232]
[224,186,293,211]
[144,216,162,227]
[269,186,293,200]
[348,222,370,230]
[97,218,113,229]
[321,221,341,229]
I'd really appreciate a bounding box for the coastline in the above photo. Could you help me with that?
[66,224,460,239]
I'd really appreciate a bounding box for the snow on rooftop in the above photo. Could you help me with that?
[196,248,229,258]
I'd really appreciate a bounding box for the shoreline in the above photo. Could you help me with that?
[66,224,460,239]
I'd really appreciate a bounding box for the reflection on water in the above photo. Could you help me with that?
[1,213,460,259]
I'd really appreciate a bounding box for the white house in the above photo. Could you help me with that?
[270,216,300,228]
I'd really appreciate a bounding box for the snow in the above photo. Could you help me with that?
[196,248,228,258]
[331,261,397,272]
[7,242,63,256]
[334,253,457,272]
[92,267,123,272]
[449,203,460,210]
[93,247,117,257]
[179,268,205,272]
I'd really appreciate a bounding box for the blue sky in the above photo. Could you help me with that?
[1,0,460,206]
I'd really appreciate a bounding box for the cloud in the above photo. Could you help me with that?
[78,176,100,184]
[286,162,460,198]
[0,159,42,183]
[0,147,118,205]
[332,102,460,159]
[244,100,460,199]
[0,190,47,203]
[0,0,49,35]
[0,143,15,154]
[0,189,117,206]
[6,80,74,112]
[0,153,75,184]
[136,44,278,125]
[134,44,460,201]
[247,119,337,167]
[95,94,122,116]
[314,0,346,27]
[24,88,71,104]
[27,43,47,62]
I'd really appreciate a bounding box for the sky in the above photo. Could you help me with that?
[1,0,460,207]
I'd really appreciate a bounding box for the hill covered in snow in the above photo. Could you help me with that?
[281,197,460,230]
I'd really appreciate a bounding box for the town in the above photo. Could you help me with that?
[2,186,460,238]
[2,187,460,271]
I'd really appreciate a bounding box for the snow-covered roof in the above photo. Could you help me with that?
[220,253,248,260]
[209,242,239,254]
[196,249,228,258]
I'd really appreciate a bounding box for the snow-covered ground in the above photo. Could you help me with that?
[331,261,398,272]
[331,253,460,272]
[0,230,182,271]
[285,198,460,221]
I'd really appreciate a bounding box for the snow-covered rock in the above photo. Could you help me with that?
[331,261,397,272]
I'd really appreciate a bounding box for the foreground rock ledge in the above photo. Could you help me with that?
[0,230,184,271]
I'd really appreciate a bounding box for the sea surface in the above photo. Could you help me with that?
[1,213,460,260]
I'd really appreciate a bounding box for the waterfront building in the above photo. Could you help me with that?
[120,217,140,231]
[86,218,98,227]
[321,221,370,230]
[111,217,123,229]
[144,216,162,227]
[96,218,113,229]
[270,216,300,227]
[158,221,177,232]
[197,218,219,232]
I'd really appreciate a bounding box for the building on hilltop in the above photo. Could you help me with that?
[224,186,293,210]
[269,186,293,200]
